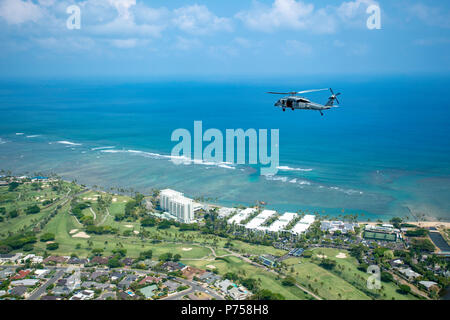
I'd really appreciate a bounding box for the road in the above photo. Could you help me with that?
[27,269,65,300]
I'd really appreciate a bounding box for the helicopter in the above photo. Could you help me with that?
[267,88,341,116]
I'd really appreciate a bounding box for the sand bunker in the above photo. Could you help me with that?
[112,198,117,202]
[69,229,79,234]
[133,230,140,234]
[182,248,193,251]
[336,253,347,259]
[206,265,216,269]
[124,224,133,228]
[72,232,90,239]
[46,241,55,244]
[316,254,327,259]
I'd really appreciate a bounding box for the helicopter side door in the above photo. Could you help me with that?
[286,99,293,109]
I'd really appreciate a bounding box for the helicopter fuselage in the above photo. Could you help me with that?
[275,96,331,111]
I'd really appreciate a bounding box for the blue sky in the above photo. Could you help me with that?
[0,0,449,77]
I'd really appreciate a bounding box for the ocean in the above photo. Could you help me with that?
[0,75,449,221]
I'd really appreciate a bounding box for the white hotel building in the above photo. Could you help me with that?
[159,189,195,224]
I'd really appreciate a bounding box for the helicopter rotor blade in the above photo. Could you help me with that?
[296,88,328,94]
[267,92,292,95]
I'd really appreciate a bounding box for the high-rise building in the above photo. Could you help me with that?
[159,189,194,223]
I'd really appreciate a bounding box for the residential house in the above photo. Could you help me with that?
[118,275,138,289]
[90,256,110,265]
[140,285,158,299]
[138,276,161,285]
[0,268,15,279]
[70,290,95,300]
[43,256,68,265]
[110,272,126,282]
[162,261,185,272]
[81,282,110,290]
[398,268,421,280]
[0,253,23,263]
[419,281,439,292]
[90,271,109,281]
[121,258,134,266]
[11,269,32,280]
[10,279,39,287]
[198,272,221,285]
[182,266,206,280]
[34,269,50,278]
[163,280,180,292]
[67,257,89,265]
[52,286,72,296]
[9,285,28,297]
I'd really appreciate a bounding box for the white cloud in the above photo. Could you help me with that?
[108,0,135,20]
[173,4,233,35]
[0,0,44,24]
[236,0,337,34]
[337,0,376,20]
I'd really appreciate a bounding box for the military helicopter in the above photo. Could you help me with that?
[267,88,341,116]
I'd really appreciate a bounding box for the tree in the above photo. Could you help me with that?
[8,209,19,219]
[397,284,411,295]
[381,272,393,283]
[25,205,40,215]
[173,254,181,262]
[40,233,55,242]
[158,252,173,261]
[319,258,337,270]
[46,243,59,250]
[141,217,156,227]
[139,249,153,260]
[108,257,123,268]
[8,182,20,191]
[281,276,296,287]
[251,289,285,300]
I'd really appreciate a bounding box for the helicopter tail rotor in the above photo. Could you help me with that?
[329,88,341,105]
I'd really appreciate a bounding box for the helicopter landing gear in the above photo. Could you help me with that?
[320,111,324,116]
[282,108,286,112]
[291,108,294,111]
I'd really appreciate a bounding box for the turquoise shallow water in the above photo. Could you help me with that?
[0,76,449,221]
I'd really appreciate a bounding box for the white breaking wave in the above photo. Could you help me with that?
[26,135,41,138]
[91,146,115,151]
[329,186,363,195]
[16,133,24,135]
[100,149,235,170]
[0,138,7,144]
[277,166,313,172]
[56,141,82,146]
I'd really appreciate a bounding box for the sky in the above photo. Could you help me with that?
[0,0,449,78]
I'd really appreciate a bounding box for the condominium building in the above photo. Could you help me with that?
[159,189,194,223]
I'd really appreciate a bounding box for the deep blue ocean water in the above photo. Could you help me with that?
[0,75,449,220]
